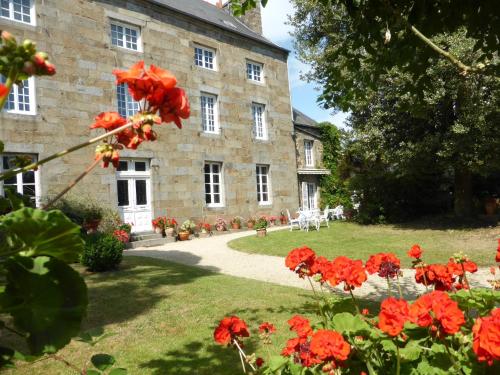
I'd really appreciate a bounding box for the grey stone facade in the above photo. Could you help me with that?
[0,0,300,230]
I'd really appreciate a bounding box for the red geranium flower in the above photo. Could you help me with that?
[496,239,500,263]
[365,253,401,277]
[473,308,500,365]
[378,297,409,337]
[259,322,276,334]
[0,84,8,100]
[408,244,423,259]
[113,229,130,244]
[309,329,351,364]
[310,256,333,282]
[415,264,455,291]
[256,357,264,367]
[113,61,149,101]
[90,112,127,131]
[213,316,249,346]
[327,256,367,290]
[409,291,465,336]
[285,246,316,278]
[159,87,190,129]
[288,315,313,338]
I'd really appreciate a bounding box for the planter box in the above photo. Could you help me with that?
[256,228,267,238]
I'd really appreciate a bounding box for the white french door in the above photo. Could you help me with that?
[302,181,317,210]
[116,160,152,233]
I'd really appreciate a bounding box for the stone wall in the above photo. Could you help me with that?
[294,129,325,170]
[0,0,299,226]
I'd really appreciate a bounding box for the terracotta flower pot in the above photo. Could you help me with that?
[247,222,255,229]
[231,223,241,230]
[178,231,190,241]
[256,228,267,237]
[280,218,287,225]
[199,231,209,238]
[166,227,175,237]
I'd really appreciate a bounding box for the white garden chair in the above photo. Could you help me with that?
[301,209,320,231]
[332,205,345,220]
[318,208,330,228]
[286,209,302,231]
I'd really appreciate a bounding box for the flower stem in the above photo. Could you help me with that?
[460,263,474,297]
[395,343,401,375]
[0,67,17,110]
[49,355,83,374]
[42,155,103,210]
[0,120,136,182]
[396,275,404,299]
[348,288,360,314]
[233,339,256,372]
[443,340,466,375]
[386,277,393,297]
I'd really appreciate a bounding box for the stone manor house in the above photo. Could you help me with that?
[0,0,329,232]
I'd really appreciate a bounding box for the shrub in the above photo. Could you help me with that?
[254,216,268,230]
[81,233,125,272]
[52,196,104,226]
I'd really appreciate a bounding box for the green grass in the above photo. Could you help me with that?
[228,221,499,267]
[5,256,369,375]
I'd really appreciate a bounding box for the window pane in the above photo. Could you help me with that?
[22,170,35,184]
[205,193,212,204]
[22,184,35,197]
[213,194,220,204]
[135,161,146,171]
[135,179,147,205]
[117,161,128,171]
[204,164,210,174]
[117,180,129,206]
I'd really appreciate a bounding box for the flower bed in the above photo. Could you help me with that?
[214,241,500,374]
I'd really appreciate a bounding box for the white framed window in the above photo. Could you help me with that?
[117,83,140,118]
[256,164,271,205]
[0,76,36,115]
[204,162,224,207]
[201,93,219,134]
[247,61,263,82]
[1,0,35,25]
[194,45,216,70]
[252,102,267,140]
[110,21,141,52]
[0,154,40,206]
[304,140,314,167]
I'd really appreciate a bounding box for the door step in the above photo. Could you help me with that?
[126,236,175,249]
[131,232,162,241]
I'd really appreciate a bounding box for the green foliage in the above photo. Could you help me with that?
[0,207,84,261]
[81,233,124,272]
[0,188,34,215]
[51,196,104,226]
[0,255,87,354]
[254,216,269,230]
[228,0,268,16]
[97,207,123,235]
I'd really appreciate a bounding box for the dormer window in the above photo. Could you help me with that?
[247,61,263,82]
[194,45,216,70]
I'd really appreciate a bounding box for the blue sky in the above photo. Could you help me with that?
[206,0,349,127]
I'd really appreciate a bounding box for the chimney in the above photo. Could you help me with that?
[236,3,263,34]
[215,0,223,8]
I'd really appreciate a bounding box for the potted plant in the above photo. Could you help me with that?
[279,210,287,225]
[268,215,277,226]
[152,216,165,235]
[254,216,268,237]
[82,204,103,233]
[178,220,196,241]
[118,222,132,234]
[230,216,243,230]
[198,222,212,238]
[215,217,227,232]
[247,217,256,229]
[165,217,177,237]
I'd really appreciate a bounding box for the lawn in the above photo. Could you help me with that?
[228,221,499,267]
[4,256,368,375]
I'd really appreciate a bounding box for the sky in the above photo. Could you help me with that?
[205,0,349,127]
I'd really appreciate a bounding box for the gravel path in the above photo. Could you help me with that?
[126,227,494,300]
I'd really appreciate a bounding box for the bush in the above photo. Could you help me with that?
[52,196,104,226]
[81,233,125,272]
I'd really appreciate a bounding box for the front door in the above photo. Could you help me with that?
[116,160,152,233]
[302,181,317,210]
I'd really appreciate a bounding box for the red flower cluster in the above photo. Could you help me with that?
[365,252,401,278]
[112,229,130,244]
[327,256,367,291]
[214,316,249,346]
[282,316,350,368]
[285,246,316,278]
[258,322,276,334]
[447,257,478,289]
[378,297,409,336]
[415,264,454,291]
[409,291,465,336]
[0,84,7,100]
[496,239,500,263]
[407,244,423,259]
[91,61,190,168]
[473,308,500,365]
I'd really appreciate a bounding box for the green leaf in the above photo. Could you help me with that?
[0,256,88,354]
[77,328,116,347]
[330,312,371,333]
[91,354,115,371]
[380,339,397,354]
[86,370,101,375]
[399,340,423,362]
[109,369,127,375]
[0,208,84,262]
[0,140,4,153]
[267,355,288,371]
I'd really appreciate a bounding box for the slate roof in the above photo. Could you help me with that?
[293,108,318,127]
[148,0,288,53]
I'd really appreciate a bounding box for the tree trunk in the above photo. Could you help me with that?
[453,167,473,217]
